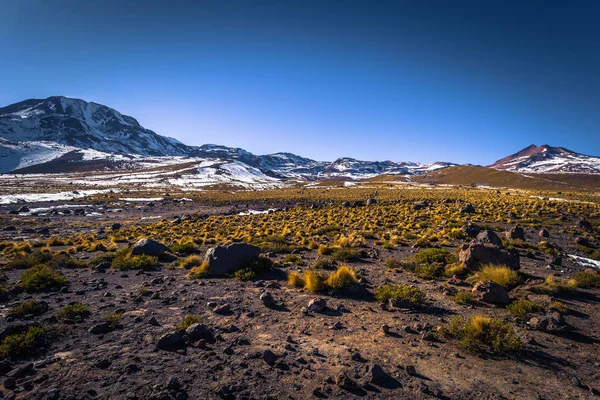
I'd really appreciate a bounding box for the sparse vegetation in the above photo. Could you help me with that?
[441,315,523,355]
[506,299,541,317]
[8,300,47,318]
[0,326,48,358]
[375,284,425,304]
[573,271,600,288]
[111,250,159,270]
[18,265,68,292]
[175,314,204,331]
[470,264,521,289]
[57,303,91,320]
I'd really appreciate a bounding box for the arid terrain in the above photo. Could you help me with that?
[0,182,598,400]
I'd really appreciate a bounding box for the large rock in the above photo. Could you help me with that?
[529,312,571,333]
[156,332,185,350]
[476,230,503,247]
[203,243,261,277]
[577,220,594,232]
[131,238,170,256]
[459,241,520,270]
[472,281,510,305]
[506,226,525,240]
[462,223,481,238]
[185,323,212,341]
[460,203,476,213]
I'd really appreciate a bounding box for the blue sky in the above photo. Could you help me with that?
[1,0,599,164]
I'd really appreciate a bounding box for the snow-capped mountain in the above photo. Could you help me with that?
[0,96,190,156]
[489,144,600,174]
[0,96,454,182]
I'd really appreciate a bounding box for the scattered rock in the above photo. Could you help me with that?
[472,281,510,305]
[262,349,278,366]
[156,332,185,350]
[307,298,327,313]
[260,291,276,307]
[460,203,476,213]
[529,312,571,333]
[577,220,594,232]
[538,228,550,238]
[335,371,360,391]
[506,226,525,240]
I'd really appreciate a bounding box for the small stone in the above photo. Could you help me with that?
[307,298,327,313]
[263,349,278,366]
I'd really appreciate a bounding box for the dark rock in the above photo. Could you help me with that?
[472,281,510,305]
[335,371,360,391]
[185,323,212,341]
[88,322,112,334]
[460,203,476,213]
[577,220,594,231]
[364,363,387,384]
[459,241,520,270]
[262,349,278,366]
[506,226,525,240]
[462,223,481,238]
[260,291,275,307]
[156,332,185,350]
[202,243,261,277]
[529,312,571,333]
[538,228,550,238]
[307,298,327,313]
[213,304,231,315]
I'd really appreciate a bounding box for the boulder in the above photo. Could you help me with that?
[575,236,590,247]
[459,241,520,270]
[538,228,550,238]
[203,243,261,277]
[352,200,365,207]
[529,312,571,333]
[185,323,212,341]
[341,201,351,208]
[307,298,327,313]
[460,203,476,213]
[462,223,481,238]
[260,291,276,307]
[577,220,594,232]
[366,198,377,205]
[156,332,185,350]
[335,371,360,391]
[131,238,170,256]
[472,281,510,305]
[413,200,430,210]
[476,230,503,247]
[506,226,525,240]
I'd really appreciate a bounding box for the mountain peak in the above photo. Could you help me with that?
[490,144,600,174]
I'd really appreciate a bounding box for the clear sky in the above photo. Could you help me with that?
[1,0,599,164]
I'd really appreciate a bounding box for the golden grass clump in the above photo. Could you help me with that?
[472,264,520,289]
[287,271,305,288]
[441,315,523,355]
[303,270,327,293]
[188,261,210,279]
[178,255,204,270]
[325,265,358,290]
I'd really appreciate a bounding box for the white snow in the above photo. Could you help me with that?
[0,189,117,204]
[568,254,600,271]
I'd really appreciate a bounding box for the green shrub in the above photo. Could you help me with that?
[413,248,457,265]
[111,250,159,270]
[506,299,541,317]
[573,271,600,288]
[284,254,303,265]
[175,314,204,331]
[375,284,425,304]
[415,264,444,280]
[441,315,522,355]
[171,242,199,254]
[47,253,87,269]
[18,265,68,292]
[57,303,90,320]
[453,290,477,305]
[8,300,47,318]
[331,248,361,262]
[0,326,48,357]
[106,312,123,327]
[3,251,52,270]
[313,258,334,269]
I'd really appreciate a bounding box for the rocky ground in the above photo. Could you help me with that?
[0,190,599,400]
